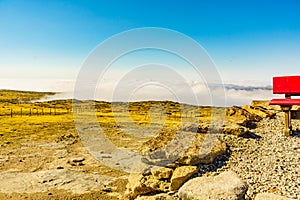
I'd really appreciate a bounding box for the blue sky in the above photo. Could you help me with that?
[0,0,300,83]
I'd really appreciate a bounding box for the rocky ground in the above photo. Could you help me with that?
[0,98,299,199]
[202,112,300,199]
[0,131,128,199]
[123,105,300,200]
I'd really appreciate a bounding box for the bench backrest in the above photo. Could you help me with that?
[273,76,300,95]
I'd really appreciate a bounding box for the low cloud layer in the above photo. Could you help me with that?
[0,78,276,106]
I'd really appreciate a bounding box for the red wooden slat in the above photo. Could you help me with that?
[269,98,300,106]
[273,76,300,95]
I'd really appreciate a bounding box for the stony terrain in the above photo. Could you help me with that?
[216,112,300,199]
[123,104,300,200]
[0,90,299,199]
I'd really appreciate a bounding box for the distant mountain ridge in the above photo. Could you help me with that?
[223,84,272,91]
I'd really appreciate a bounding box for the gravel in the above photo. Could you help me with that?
[199,111,300,199]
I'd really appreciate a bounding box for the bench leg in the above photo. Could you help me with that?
[282,106,291,136]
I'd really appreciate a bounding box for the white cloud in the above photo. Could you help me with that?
[0,78,275,106]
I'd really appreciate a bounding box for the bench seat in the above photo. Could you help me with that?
[269,98,300,106]
[269,76,300,136]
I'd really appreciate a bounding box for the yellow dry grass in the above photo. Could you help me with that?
[0,90,220,151]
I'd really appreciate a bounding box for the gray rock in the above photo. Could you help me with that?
[217,111,300,199]
[178,171,248,200]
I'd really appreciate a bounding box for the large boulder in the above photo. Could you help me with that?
[178,171,248,200]
[226,106,262,127]
[251,100,281,110]
[255,193,294,200]
[176,133,226,165]
[241,105,276,118]
[141,131,227,166]
[251,100,270,108]
[170,166,198,191]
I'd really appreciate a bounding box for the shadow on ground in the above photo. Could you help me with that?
[291,129,300,138]
[242,131,262,139]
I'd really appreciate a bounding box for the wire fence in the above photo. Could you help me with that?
[0,107,72,117]
[0,106,210,119]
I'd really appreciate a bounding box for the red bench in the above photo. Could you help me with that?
[269,76,300,136]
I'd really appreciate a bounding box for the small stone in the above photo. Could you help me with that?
[222,123,249,136]
[54,149,68,158]
[100,154,112,159]
[70,157,85,163]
